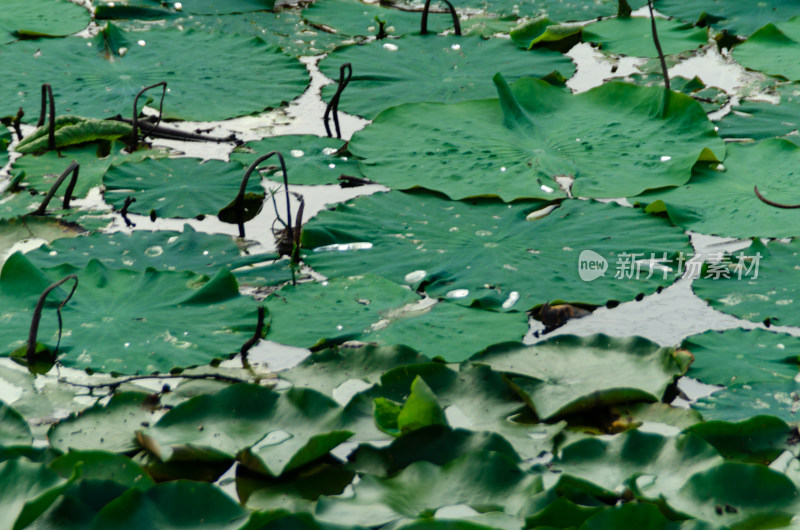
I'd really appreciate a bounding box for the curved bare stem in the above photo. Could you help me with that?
[421,0,461,35]
[754,185,800,209]
[33,161,80,215]
[27,275,78,367]
[130,81,167,151]
[323,63,353,139]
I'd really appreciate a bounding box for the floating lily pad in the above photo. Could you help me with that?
[0,458,68,530]
[734,19,800,81]
[24,224,264,274]
[582,16,708,58]
[655,0,800,37]
[233,258,295,288]
[349,75,723,200]
[386,0,635,19]
[0,0,90,42]
[266,275,527,361]
[231,135,362,185]
[0,401,32,446]
[319,35,575,120]
[11,141,167,199]
[15,117,132,155]
[302,0,429,38]
[0,25,308,121]
[628,73,728,114]
[692,239,800,327]
[694,380,800,424]
[477,335,690,420]
[96,0,274,16]
[637,140,800,239]
[103,157,263,219]
[0,217,84,266]
[0,252,264,374]
[303,192,690,311]
[687,416,794,464]
[716,84,800,141]
[510,16,584,51]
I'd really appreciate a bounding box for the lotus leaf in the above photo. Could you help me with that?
[580,503,673,530]
[510,17,584,52]
[96,0,275,16]
[0,252,264,374]
[15,117,133,155]
[348,75,723,200]
[315,451,541,527]
[0,0,90,42]
[477,335,690,420]
[319,35,575,120]
[627,73,728,114]
[637,140,800,238]
[687,416,794,464]
[231,135,362,185]
[302,192,691,311]
[302,0,429,38]
[0,25,308,121]
[89,481,248,529]
[25,224,265,274]
[103,157,263,219]
[232,257,294,288]
[669,462,800,526]
[693,380,800,424]
[733,19,800,81]
[553,430,722,502]
[0,218,83,266]
[49,451,155,488]
[582,17,708,58]
[11,141,167,199]
[716,83,800,141]
[0,458,68,530]
[31,480,134,530]
[0,400,32,446]
[692,239,800,327]
[386,0,637,19]
[266,275,527,361]
[655,0,800,37]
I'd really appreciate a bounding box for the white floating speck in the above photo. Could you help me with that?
[202,250,209,256]
[290,149,304,158]
[526,204,558,221]
[145,245,163,257]
[383,43,399,51]
[404,270,427,283]
[174,2,182,9]
[540,185,554,193]
[124,342,130,347]
[446,289,470,299]
[118,47,128,56]
[500,166,507,172]
[336,325,343,330]
[502,291,520,309]
[328,163,336,169]
[322,147,338,155]
[137,40,146,46]
[475,230,492,236]
[451,44,461,50]
[660,155,671,162]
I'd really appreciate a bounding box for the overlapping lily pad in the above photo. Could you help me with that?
[582,16,708,58]
[692,239,800,327]
[655,0,800,37]
[733,18,800,81]
[0,0,90,42]
[0,252,264,373]
[319,35,575,120]
[302,192,691,311]
[302,0,428,38]
[477,334,690,420]
[231,135,362,185]
[637,139,800,238]
[715,83,800,141]
[103,157,263,219]
[24,224,265,274]
[0,25,308,121]
[349,75,723,200]
[96,0,274,16]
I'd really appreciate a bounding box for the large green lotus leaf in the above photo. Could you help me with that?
[687,416,794,464]
[238,464,354,512]
[231,135,362,186]
[0,458,68,530]
[348,76,723,200]
[693,380,800,424]
[11,142,167,199]
[24,224,264,275]
[0,26,308,121]
[0,0,89,42]
[103,157,262,219]
[48,392,160,453]
[682,328,800,387]
[553,430,722,501]
[30,479,132,530]
[315,451,541,527]
[303,192,690,312]
[147,384,353,477]
[96,0,274,15]
[0,253,263,374]
[170,10,347,57]
[692,239,800,327]
[0,400,33,447]
[478,335,689,420]
[349,425,519,477]
[376,363,565,461]
[266,275,527,361]
[387,0,635,19]
[0,217,83,267]
[715,83,800,141]
[279,344,430,399]
[89,481,248,529]
[582,17,708,58]
[49,451,155,488]
[669,462,800,526]
[319,35,575,121]
[655,0,800,37]
[303,0,429,38]
[733,19,800,81]
[0,190,41,221]
[637,140,800,239]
